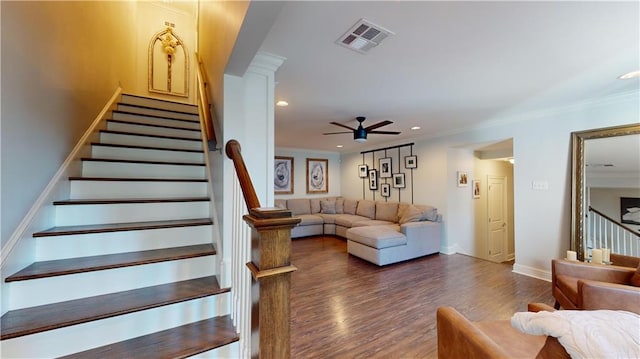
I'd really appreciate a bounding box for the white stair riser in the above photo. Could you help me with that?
[9,257,217,309]
[82,161,205,179]
[121,95,198,114]
[114,108,200,126]
[70,180,207,200]
[1,295,229,358]
[56,201,210,226]
[91,145,203,164]
[99,132,203,151]
[107,121,202,139]
[191,342,240,359]
[36,225,213,261]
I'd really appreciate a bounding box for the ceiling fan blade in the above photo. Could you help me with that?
[368,130,401,135]
[364,120,393,131]
[330,121,357,131]
[323,131,352,135]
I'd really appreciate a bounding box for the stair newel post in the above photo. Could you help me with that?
[244,208,300,359]
[225,140,301,359]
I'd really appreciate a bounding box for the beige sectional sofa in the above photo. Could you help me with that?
[274,197,442,265]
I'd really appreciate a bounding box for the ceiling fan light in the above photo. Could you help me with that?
[354,137,367,143]
[354,128,367,142]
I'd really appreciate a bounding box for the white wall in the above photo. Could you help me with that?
[275,148,341,199]
[341,90,639,280]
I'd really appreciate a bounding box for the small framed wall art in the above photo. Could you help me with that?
[379,157,392,178]
[392,173,405,188]
[472,180,480,199]
[369,169,378,190]
[381,183,391,197]
[358,164,369,178]
[307,158,328,193]
[274,156,294,194]
[405,155,417,169]
[457,171,469,187]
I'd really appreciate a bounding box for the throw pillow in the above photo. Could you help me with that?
[343,199,358,215]
[320,200,336,214]
[274,199,287,209]
[310,199,321,214]
[399,205,424,224]
[356,200,376,219]
[335,198,345,214]
[631,262,640,287]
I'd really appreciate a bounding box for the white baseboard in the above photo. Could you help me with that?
[512,263,551,282]
[440,245,457,255]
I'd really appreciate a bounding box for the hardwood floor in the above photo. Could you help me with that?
[290,236,554,358]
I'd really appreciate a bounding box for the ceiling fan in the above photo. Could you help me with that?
[323,116,400,143]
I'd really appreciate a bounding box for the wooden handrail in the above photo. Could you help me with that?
[225,139,261,211]
[589,206,640,237]
[195,52,216,144]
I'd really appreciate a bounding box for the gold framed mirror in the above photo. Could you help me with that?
[571,123,640,260]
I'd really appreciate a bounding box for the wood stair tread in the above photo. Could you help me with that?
[59,315,238,359]
[81,157,205,166]
[99,129,202,142]
[69,176,208,182]
[113,109,200,122]
[33,218,213,237]
[107,118,201,132]
[5,244,216,282]
[53,197,210,205]
[0,276,228,340]
[120,95,198,112]
[91,142,203,153]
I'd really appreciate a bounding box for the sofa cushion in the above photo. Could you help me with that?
[317,213,338,224]
[310,199,321,214]
[346,226,407,249]
[335,214,371,227]
[399,204,438,224]
[320,199,336,214]
[288,199,311,216]
[343,199,358,215]
[352,219,395,227]
[376,202,399,222]
[335,198,345,214]
[274,199,287,209]
[297,214,324,226]
[356,200,376,219]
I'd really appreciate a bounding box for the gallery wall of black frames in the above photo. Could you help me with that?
[358,143,416,204]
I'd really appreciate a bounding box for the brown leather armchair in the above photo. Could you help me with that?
[437,303,570,359]
[551,259,640,313]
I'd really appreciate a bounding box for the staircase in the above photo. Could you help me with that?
[0,94,239,358]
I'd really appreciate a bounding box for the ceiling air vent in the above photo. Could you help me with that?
[336,19,394,54]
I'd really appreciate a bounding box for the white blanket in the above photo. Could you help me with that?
[511,310,640,359]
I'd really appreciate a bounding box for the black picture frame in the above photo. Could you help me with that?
[381,183,391,197]
[369,169,378,190]
[358,164,368,178]
[392,173,405,188]
[379,157,392,178]
[620,197,640,225]
[405,155,417,169]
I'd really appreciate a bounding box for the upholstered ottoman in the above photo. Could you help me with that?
[346,225,409,266]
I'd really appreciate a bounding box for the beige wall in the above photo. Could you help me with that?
[197,0,249,130]
[0,1,196,248]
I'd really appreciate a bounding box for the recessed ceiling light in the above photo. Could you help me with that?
[276,100,289,107]
[336,145,343,148]
[411,126,421,130]
[618,70,640,80]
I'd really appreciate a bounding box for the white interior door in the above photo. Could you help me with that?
[488,176,507,262]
